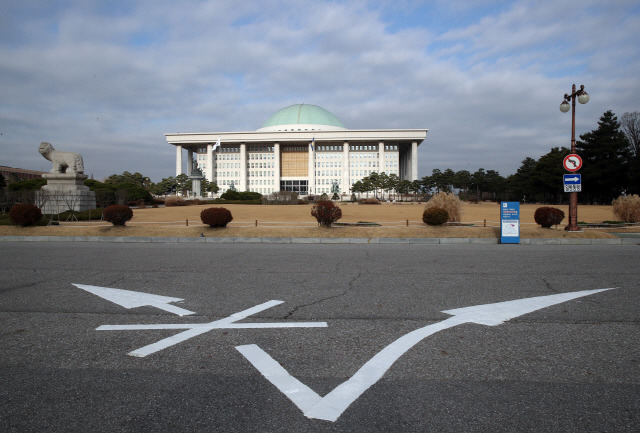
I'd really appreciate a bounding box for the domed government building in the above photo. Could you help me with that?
[165,104,427,196]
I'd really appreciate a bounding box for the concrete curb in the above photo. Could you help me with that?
[0,235,636,245]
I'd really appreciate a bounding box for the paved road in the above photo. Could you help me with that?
[1,242,638,432]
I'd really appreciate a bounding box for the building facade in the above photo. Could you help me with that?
[166,104,427,196]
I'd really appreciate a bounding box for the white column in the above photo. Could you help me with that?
[239,143,247,191]
[206,143,213,182]
[175,145,183,176]
[342,141,349,193]
[411,141,418,181]
[378,141,385,174]
[187,149,193,176]
[274,142,280,194]
[308,141,315,196]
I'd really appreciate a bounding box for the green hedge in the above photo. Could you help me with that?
[208,199,262,205]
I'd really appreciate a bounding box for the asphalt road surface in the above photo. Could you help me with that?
[1,242,639,432]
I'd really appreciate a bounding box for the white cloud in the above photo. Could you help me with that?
[1,0,639,182]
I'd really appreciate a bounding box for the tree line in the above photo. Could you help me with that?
[108,110,637,205]
[103,172,220,197]
[353,109,638,204]
[7,109,628,205]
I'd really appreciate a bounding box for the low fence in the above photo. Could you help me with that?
[54,219,640,230]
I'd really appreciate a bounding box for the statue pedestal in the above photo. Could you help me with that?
[38,173,96,214]
[189,174,205,198]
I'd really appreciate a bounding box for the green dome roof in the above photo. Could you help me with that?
[258,104,346,131]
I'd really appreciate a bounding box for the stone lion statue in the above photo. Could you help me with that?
[38,142,84,174]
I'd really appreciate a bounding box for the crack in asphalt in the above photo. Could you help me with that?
[541,277,560,293]
[282,273,362,319]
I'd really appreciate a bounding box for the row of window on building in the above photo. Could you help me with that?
[196,146,399,157]
[216,172,403,195]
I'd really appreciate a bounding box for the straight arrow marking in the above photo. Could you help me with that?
[236,288,614,422]
[73,283,195,316]
[96,300,328,357]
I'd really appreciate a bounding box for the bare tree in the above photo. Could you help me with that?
[62,192,81,221]
[34,189,50,211]
[46,190,65,225]
[115,189,128,205]
[0,189,11,214]
[621,111,640,158]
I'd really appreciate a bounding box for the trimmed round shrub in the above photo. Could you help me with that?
[165,196,186,207]
[424,192,462,222]
[422,207,449,226]
[201,207,233,227]
[311,200,343,227]
[9,203,42,226]
[612,194,640,223]
[534,206,565,228]
[103,204,133,226]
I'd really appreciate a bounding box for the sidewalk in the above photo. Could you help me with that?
[1,235,638,245]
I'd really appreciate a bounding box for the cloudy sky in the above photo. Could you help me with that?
[2,0,639,182]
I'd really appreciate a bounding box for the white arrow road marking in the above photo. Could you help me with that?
[236,288,614,422]
[74,283,195,316]
[97,300,327,357]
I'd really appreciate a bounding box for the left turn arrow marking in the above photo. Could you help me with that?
[73,283,195,316]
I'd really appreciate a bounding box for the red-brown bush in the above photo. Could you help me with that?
[534,206,565,228]
[422,207,449,226]
[311,201,342,227]
[103,204,133,226]
[9,203,42,226]
[201,207,233,227]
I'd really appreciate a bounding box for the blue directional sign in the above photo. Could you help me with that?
[563,174,582,192]
[500,202,520,244]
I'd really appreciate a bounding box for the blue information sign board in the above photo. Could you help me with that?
[500,202,520,244]
[563,174,582,192]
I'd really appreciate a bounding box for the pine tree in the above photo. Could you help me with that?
[577,110,631,204]
[531,147,568,203]
[507,157,537,202]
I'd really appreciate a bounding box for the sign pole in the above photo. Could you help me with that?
[559,84,588,232]
[569,87,579,230]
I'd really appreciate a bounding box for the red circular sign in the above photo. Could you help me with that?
[563,154,582,172]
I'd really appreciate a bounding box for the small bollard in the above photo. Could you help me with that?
[255,220,258,227]
[186,219,189,226]
[484,219,486,227]
[406,219,409,226]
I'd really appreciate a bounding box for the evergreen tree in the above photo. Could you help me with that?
[577,110,630,203]
[452,170,471,197]
[507,157,537,202]
[470,168,487,200]
[420,175,434,195]
[104,171,146,187]
[620,111,640,194]
[531,147,568,203]
[485,170,506,201]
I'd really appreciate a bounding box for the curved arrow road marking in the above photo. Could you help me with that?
[237,288,614,422]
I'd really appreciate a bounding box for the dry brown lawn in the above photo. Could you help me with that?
[2,201,636,239]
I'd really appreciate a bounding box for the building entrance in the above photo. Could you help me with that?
[280,180,308,195]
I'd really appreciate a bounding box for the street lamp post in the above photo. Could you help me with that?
[559,84,589,231]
